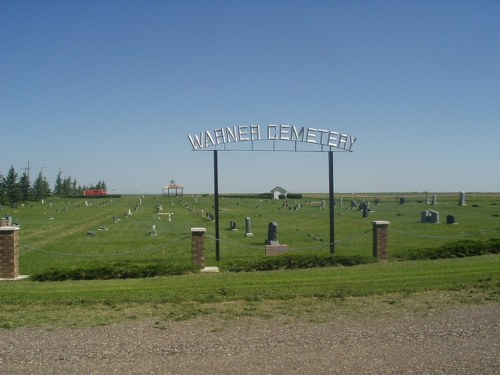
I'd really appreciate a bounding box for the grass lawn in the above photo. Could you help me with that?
[0,193,498,328]
[1,254,498,328]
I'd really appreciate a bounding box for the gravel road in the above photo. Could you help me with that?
[1,303,498,374]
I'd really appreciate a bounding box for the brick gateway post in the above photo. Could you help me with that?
[0,226,20,279]
[191,227,206,268]
[372,221,390,259]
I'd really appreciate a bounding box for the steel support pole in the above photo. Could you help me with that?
[328,151,335,254]
[213,150,220,261]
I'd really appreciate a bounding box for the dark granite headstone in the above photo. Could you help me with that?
[266,222,279,245]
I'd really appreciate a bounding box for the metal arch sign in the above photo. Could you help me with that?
[188,123,357,261]
[188,124,357,152]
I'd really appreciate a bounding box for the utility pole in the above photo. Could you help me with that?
[21,160,31,178]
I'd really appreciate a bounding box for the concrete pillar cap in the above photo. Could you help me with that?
[0,226,20,232]
[191,227,207,232]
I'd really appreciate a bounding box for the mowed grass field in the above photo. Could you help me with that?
[0,193,499,328]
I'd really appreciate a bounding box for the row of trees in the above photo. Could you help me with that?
[0,166,107,205]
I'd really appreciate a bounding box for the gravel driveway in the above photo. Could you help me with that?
[1,303,498,374]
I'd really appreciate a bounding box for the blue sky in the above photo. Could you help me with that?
[2,0,499,194]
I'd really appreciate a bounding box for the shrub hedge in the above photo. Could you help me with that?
[31,263,197,281]
[225,254,376,272]
[398,238,500,260]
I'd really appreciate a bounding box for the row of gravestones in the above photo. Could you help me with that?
[228,218,281,244]
[399,192,467,206]
[421,210,457,224]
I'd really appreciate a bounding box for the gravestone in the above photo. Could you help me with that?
[245,217,253,237]
[459,191,466,206]
[399,197,406,205]
[431,194,437,205]
[446,215,456,224]
[321,200,326,209]
[361,202,369,218]
[266,222,279,245]
[429,210,439,223]
[421,210,440,223]
[351,200,357,208]
[229,221,238,231]
[150,225,157,236]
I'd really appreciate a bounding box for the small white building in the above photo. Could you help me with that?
[271,186,288,200]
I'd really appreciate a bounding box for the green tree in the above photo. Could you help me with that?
[0,172,6,205]
[54,171,63,196]
[62,176,72,196]
[5,166,21,204]
[18,171,32,201]
[96,180,107,191]
[32,171,51,200]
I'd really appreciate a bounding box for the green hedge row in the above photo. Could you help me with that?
[225,254,376,272]
[398,239,500,260]
[31,262,197,281]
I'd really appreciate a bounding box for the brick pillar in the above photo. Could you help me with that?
[191,228,206,268]
[0,226,20,279]
[372,221,390,259]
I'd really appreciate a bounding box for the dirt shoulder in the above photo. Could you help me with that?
[0,301,498,374]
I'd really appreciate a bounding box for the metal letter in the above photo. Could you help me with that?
[214,128,226,145]
[291,126,305,142]
[188,134,204,150]
[250,124,261,140]
[226,127,238,143]
[204,130,216,148]
[280,125,291,141]
[306,128,318,143]
[317,129,329,145]
[239,125,250,141]
[338,134,349,149]
[267,124,278,140]
[328,132,339,148]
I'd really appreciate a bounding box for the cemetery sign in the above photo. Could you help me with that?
[189,123,357,261]
[188,124,357,152]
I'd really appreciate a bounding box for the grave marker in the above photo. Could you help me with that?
[266,222,279,245]
[245,217,253,237]
[459,191,467,206]
[446,215,456,224]
[431,194,437,205]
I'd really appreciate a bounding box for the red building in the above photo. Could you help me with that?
[84,189,107,196]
